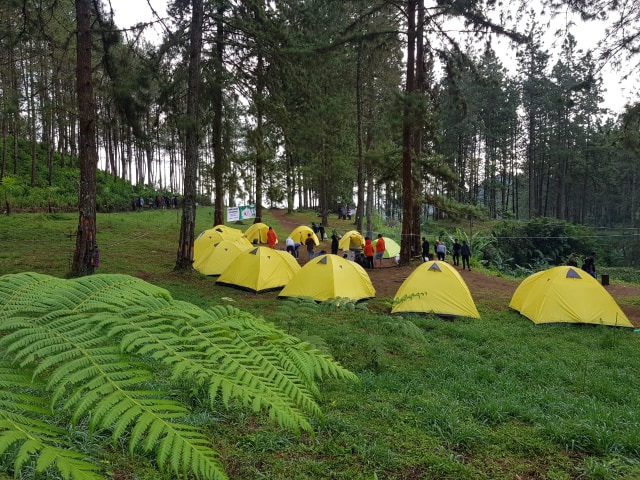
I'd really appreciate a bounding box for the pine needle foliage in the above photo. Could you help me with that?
[0,272,357,480]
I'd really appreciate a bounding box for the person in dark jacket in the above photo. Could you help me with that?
[331,234,339,255]
[421,237,430,262]
[452,238,461,266]
[461,240,471,270]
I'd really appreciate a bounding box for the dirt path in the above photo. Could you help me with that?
[268,208,640,326]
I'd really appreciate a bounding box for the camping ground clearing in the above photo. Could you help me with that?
[2,209,640,479]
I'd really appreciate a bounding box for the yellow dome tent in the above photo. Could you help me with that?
[216,247,300,293]
[509,266,632,327]
[391,261,480,318]
[193,239,252,276]
[194,225,244,260]
[278,254,375,302]
[338,230,365,251]
[273,249,301,272]
[244,222,270,245]
[289,225,319,245]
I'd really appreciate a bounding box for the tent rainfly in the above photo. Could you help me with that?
[216,246,300,293]
[509,266,632,327]
[278,254,375,302]
[391,261,480,318]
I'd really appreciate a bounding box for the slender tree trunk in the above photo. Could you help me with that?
[411,0,425,256]
[355,45,365,233]
[71,0,98,277]
[400,0,416,264]
[175,0,204,271]
[254,52,265,224]
[212,1,225,226]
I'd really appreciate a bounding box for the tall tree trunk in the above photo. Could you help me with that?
[175,0,204,271]
[355,45,365,233]
[411,0,425,256]
[400,0,416,264]
[71,0,98,277]
[212,1,225,226]
[254,52,265,224]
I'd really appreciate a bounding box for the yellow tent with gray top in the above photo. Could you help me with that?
[216,246,300,293]
[278,254,375,302]
[509,266,632,327]
[391,260,480,318]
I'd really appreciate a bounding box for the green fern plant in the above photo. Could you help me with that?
[0,272,358,480]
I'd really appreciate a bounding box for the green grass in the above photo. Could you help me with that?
[2,209,640,479]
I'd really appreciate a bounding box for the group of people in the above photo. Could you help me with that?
[337,206,354,220]
[358,234,385,269]
[283,227,386,269]
[421,237,472,270]
[568,252,597,278]
[135,195,178,211]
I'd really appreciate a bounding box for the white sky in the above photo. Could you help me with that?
[107,0,637,115]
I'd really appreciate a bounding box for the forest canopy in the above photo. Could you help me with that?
[1,0,639,254]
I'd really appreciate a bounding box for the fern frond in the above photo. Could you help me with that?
[0,272,357,480]
[0,272,60,318]
[0,431,103,480]
[381,319,428,341]
[0,362,102,480]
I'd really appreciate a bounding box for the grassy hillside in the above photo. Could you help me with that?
[2,209,640,480]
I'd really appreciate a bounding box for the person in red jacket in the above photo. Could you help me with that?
[267,226,278,248]
[363,237,375,269]
[375,234,386,268]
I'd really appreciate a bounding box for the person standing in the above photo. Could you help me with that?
[331,233,339,255]
[461,240,471,270]
[363,237,375,269]
[582,252,596,278]
[421,237,430,262]
[285,236,295,256]
[436,240,447,261]
[318,224,326,241]
[452,238,461,266]
[375,234,386,268]
[267,226,278,249]
[305,233,316,261]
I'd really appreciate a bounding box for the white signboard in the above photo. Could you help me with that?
[227,205,256,222]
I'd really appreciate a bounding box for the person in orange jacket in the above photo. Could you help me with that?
[375,234,386,268]
[267,226,278,248]
[363,237,375,269]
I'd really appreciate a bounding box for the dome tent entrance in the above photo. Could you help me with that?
[391,261,480,318]
[244,222,270,245]
[216,247,300,293]
[289,225,319,246]
[338,230,365,251]
[278,254,375,302]
[509,266,632,327]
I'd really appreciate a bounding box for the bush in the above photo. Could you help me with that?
[488,218,598,272]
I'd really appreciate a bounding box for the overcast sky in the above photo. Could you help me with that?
[107,0,636,115]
